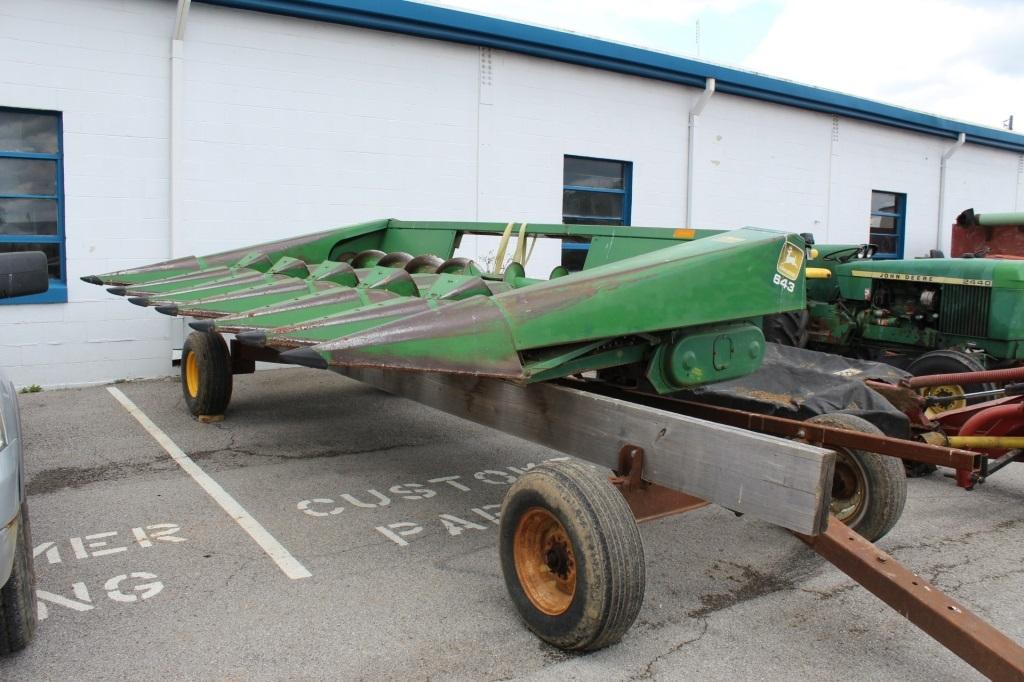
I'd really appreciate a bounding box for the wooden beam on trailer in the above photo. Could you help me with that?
[337,368,836,535]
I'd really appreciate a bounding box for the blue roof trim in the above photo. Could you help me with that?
[198,0,1024,153]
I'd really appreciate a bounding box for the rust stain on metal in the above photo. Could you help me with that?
[609,445,710,522]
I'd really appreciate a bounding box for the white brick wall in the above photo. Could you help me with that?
[692,94,832,235]
[1,0,1021,387]
[0,0,174,388]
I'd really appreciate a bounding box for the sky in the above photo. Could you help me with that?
[418,0,1024,132]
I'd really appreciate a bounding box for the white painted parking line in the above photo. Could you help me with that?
[106,387,312,580]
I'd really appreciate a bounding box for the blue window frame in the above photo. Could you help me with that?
[0,107,66,304]
[562,155,632,270]
[869,190,906,259]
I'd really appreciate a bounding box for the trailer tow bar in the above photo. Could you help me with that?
[615,444,1024,680]
[795,516,1024,681]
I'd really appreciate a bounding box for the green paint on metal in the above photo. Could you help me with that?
[796,242,1024,363]
[215,289,378,331]
[144,272,275,304]
[645,323,765,393]
[88,218,815,387]
[328,233,384,261]
[976,211,1024,226]
[380,228,457,259]
[583,235,702,269]
[271,298,444,346]
[526,342,650,383]
[495,228,806,351]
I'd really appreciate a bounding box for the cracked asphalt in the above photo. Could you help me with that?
[2,368,1023,680]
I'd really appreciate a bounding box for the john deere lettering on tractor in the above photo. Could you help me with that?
[83,219,1024,678]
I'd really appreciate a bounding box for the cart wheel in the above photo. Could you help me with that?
[499,459,645,651]
[181,331,233,417]
[907,350,994,419]
[808,413,906,541]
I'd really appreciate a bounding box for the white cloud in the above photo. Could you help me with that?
[743,0,1024,129]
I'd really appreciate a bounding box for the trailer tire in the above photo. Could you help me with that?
[763,310,809,348]
[181,331,233,417]
[499,460,644,651]
[0,502,37,654]
[807,413,906,542]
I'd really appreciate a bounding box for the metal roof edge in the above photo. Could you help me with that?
[198,0,1024,153]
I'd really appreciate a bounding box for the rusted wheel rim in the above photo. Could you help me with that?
[920,384,966,419]
[185,352,200,398]
[513,507,577,616]
[831,449,867,523]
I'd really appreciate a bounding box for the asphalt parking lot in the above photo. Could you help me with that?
[2,368,1022,681]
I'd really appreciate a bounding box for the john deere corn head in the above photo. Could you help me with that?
[82,220,1024,675]
[85,219,809,406]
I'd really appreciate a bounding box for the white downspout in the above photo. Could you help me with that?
[170,0,191,260]
[937,132,965,254]
[685,78,715,227]
[169,0,191,362]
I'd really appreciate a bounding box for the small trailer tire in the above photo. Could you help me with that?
[499,459,645,651]
[808,413,907,542]
[181,331,233,417]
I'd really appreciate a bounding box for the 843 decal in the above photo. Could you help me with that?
[773,273,796,293]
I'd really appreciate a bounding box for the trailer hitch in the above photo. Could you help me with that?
[609,445,708,522]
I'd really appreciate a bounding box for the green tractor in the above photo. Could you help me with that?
[765,242,1024,417]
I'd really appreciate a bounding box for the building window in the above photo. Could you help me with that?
[562,155,632,270]
[869,190,906,259]
[0,108,66,304]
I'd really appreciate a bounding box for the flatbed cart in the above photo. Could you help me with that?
[298,360,1017,679]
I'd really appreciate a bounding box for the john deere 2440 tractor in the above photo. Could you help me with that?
[764,241,1024,413]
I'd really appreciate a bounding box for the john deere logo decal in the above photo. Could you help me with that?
[776,242,804,281]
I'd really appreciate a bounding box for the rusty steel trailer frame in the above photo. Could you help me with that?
[309,361,1024,679]
[582,383,983,472]
[610,439,1024,678]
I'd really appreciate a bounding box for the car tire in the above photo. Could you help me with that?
[0,501,37,655]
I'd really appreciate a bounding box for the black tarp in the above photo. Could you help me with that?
[676,344,911,438]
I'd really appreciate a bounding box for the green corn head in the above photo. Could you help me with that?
[85,219,809,392]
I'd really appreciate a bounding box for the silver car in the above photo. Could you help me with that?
[0,250,48,654]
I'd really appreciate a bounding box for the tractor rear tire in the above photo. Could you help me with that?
[807,413,907,542]
[907,350,995,413]
[0,502,37,654]
[181,331,233,417]
[763,309,809,348]
[499,459,645,651]
[906,350,994,476]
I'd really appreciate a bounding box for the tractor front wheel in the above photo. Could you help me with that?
[807,413,907,542]
[181,331,233,418]
[499,460,645,651]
